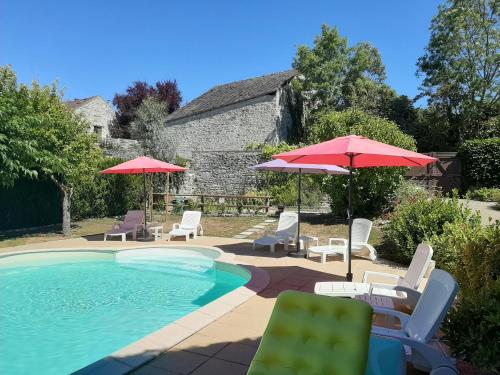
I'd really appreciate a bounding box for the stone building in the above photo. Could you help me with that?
[164,70,299,194]
[65,96,114,142]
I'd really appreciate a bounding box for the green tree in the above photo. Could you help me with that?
[0,65,102,235]
[130,97,172,160]
[309,109,416,216]
[417,0,500,143]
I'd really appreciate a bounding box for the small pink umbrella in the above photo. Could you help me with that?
[273,135,438,280]
[101,156,187,237]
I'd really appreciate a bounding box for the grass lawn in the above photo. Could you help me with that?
[0,213,383,249]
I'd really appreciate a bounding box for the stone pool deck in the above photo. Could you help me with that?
[1,235,416,375]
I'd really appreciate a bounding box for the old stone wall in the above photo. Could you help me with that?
[179,151,263,194]
[103,138,143,159]
[75,97,114,141]
[163,92,293,159]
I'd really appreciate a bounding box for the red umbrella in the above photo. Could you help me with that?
[101,156,187,237]
[273,135,437,280]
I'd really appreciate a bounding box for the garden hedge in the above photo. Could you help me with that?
[458,138,500,189]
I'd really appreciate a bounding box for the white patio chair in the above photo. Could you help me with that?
[104,210,144,242]
[314,243,433,307]
[168,211,203,241]
[372,269,460,374]
[252,212,298,253]
[330,218,377,261]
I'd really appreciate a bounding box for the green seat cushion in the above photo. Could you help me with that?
[248,290,373,375]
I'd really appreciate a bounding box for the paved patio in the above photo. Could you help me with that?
[1,234,417,375]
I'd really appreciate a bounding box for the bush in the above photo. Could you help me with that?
[441,223,500,373]
[71,157,143,220]
[382,194,481,267]
[466,187,500,202]
[459,138,500,189]
[308,109,417,217]
[384,180,430,213]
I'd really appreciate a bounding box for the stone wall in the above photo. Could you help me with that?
[180,151,263,194]
[103,138,143,159]
[74,97,114,141]
[163,90,293,159]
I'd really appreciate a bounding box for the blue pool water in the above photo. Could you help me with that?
[0,248,248,375]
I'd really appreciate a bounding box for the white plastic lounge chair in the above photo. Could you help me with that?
[315,243,433,306]
[252,212,298,253]
[371,269,460,374]
[104,210,144,242]
[168,211,203,241]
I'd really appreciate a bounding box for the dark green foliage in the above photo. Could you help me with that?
[308,109,416,217]
[459,138,500,188]
[382,194,481,268]
[0,178,61,231]
[440,223,500,373]
[466,187,500,202]
[71,157,143,220]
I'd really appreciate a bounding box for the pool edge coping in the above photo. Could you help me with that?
[5,245,269,375]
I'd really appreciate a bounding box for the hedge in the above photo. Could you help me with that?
[458,138,500,189]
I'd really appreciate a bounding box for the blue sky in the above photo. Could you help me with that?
[1,0,443,106]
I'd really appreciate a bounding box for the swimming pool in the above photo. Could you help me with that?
[0,247,250,375]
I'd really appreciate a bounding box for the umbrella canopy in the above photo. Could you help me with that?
[100,156,186,174]
[100,156,187,238]
[251,159,348,257]
[250,159,349,175]
[272,135,437,167]
[273,135,437,279]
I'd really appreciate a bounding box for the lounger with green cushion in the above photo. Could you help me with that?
[248,290,374,375]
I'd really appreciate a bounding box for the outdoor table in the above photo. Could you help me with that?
[299,235,319,251]
[307,244,346,263]
[315,281,371,297]
[147,224,164,241]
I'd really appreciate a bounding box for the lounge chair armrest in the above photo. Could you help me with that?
[391,286,422,306]
[373,307,411,327]
[329,237,347,247]
[172,223,180,230]
[363,270,401,284]
[197,223,204,236]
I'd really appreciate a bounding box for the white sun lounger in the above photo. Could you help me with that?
[168,211,203,241]
[253,212,298,253]
[315,243,433,305]
[104,210,144,242]
[372,269,459,374]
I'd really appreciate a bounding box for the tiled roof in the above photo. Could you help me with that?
[65,96,101,110]
[166,70,297,122]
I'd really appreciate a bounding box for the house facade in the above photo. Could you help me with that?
[65,96,114,141]
[163,70,300,194]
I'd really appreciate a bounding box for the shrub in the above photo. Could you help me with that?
[382,194,481,267]
[308,109,417,217]
[441,223,500,373]
[458,138,500,189]
[384,180,430,213]
[466,187,500,202]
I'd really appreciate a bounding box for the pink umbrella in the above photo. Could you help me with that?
[250,159,349,257]
[101,156,187,237]
[273,135,437,280]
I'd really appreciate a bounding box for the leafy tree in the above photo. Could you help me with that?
[0,65,102,235]
[112,80,182,138]
[308,109,417,217]
[417,0,500,143]
[130,97,173,160]
[293,25,420,135]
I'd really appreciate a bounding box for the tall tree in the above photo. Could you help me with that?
[112,80,182,138]
[0,65,102,235]
[130,97,172,160]
[417,0,500,144]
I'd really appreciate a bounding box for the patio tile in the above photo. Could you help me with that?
[132,364,177,375]
[173,334,229,357]
[190,358,248,375]
[198,321,262,342]
[175,311,216,331]
[150,350,209,374]
[216,311,268,332]
[214,342,258,366]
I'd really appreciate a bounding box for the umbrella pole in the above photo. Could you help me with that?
[346,155,353,281]
[143,171,147,239]
[288,169,305,258]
